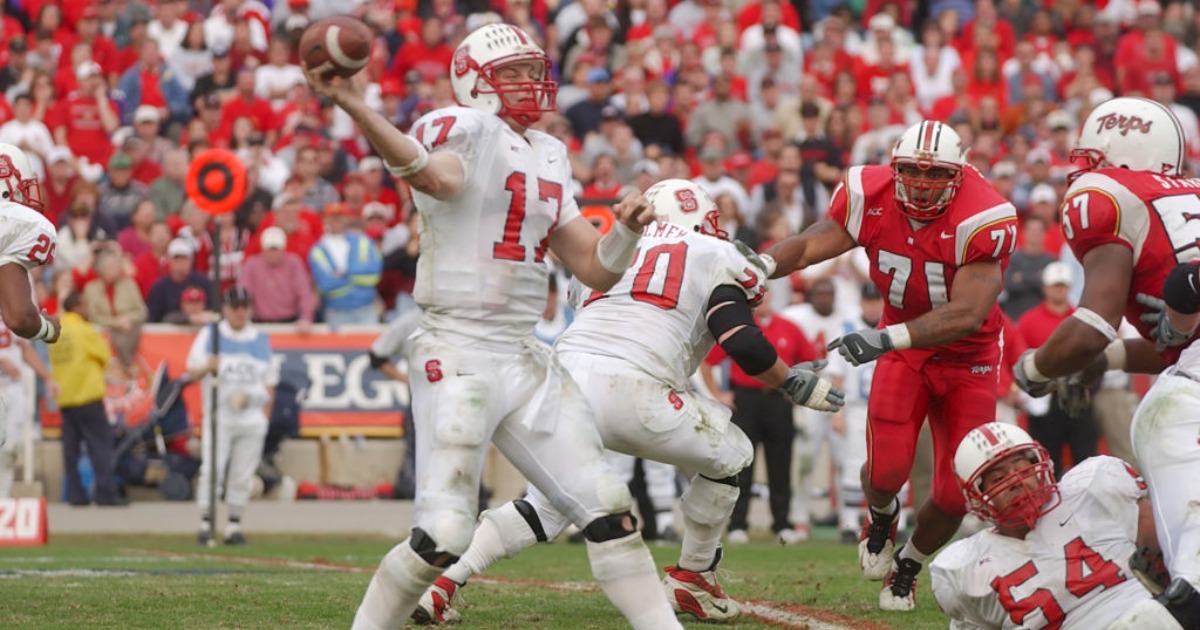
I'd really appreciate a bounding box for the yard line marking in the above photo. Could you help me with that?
[124,549,893,630]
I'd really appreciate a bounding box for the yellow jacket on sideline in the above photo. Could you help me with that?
[48,312,110,408]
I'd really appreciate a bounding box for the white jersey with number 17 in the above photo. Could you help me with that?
[558,223,765,391]
[408,106,580,344]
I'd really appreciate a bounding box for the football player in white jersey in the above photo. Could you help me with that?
[308,25,683,630]
[411,180,845,625]
[1011,98,1200,628]
[931,422,1165,630]
[0,142,59,449]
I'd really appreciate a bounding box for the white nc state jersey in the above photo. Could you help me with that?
[408,106,580,343]
[0,200,56,272]
[931,456,1150,630]
[558,223,764,391]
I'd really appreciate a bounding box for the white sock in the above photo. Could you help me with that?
[678,475,738,572]
[898,543,928,565]
[352,540,445,630]
[442,503,539,584]
[586,532,683,630]
[870,497,899,517]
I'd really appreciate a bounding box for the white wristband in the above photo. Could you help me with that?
[597,221,641,273]
[1103,339,1127,371]
[1021,351,1049,383]
[34,315,52,341]
[386,137,430,179]
[1071,307,1118,342]
[885,323,912,350]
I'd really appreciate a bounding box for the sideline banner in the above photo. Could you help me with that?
[40,324,407,438]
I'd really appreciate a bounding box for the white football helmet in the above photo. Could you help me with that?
[450,23,556,127]
[643,179,724,239]
[954,422,1060,531]
[890,120,968,221]
[0,143,43,212]
[1072,96,1185,179]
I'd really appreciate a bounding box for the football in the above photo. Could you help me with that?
[299,15,373,79]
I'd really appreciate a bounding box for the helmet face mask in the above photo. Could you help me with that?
[1070,96,1185,182]
[891,121,967,221]
[0,145,43,212]
[955,423,1061,532]
[643,179,725,240]
[452,25,557,127]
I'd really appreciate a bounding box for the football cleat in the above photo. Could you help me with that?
[224,530,247,545]
[197,529,214,547]
[411,576,463,626]
[859,500,900,581]
[726,529,749,545]
[879,554,921,611]
[663,548,740,622]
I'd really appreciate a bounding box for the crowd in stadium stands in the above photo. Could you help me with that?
[0,0,1192,508]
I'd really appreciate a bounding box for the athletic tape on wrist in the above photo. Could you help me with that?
[1022,351,1049,383]
[759,253,778,277]
[1104,339,1127,371]
[386,137,430,178]
[884,323,912,350]
[35,315,52,341]
[597,221,640,273]
[1071,307,1119,342]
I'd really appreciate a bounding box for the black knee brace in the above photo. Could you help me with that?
[409,527,461,567]
[1158,578,1200,630]
[583,511,639,542]
[701,472,740,487]
[513,499,548,543]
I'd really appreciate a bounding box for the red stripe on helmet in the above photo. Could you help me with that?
[978,424,1001,446]
[508,25,528,45]
[922,121,936,152]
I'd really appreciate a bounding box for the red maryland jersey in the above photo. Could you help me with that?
[1062,168,1200,364]
[829,165,1018,359]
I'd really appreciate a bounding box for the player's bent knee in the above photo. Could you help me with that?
[411,524,467,564]
[511,499,549,543]
[682,475,740,525]
[583,511,640,542]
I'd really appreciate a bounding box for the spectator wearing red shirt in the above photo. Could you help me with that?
[71,6,120,82]
[626,0,678,44]
[117,39,191,127]
[41,147,77,226]
[243,193,323,262]
[1115,0,1179,96]
[215,67,278,147]
[735,0,801,36]
[1016,262,1098,478]
[355,157,403,226]
[390,16,453,84]
[50,61,120,168]
[702,294,816,541]
[581,153,627,200]
[117,200,158,260]
[133,222,173,298]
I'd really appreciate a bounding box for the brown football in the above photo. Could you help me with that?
[299,16,373,79]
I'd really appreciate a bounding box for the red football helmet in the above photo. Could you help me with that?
[954,422,1060,531]
[450,24,556,127]
[0,143,43,212]
[890,121,968,221]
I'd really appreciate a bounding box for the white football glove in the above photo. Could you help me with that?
[778,360,845,412]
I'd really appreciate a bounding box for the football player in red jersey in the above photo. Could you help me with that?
[1013,96,1200,630]
[746,120,1019,611]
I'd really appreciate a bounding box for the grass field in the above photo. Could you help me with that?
[0,530,950,629]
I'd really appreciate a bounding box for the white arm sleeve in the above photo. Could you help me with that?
[370,309,423,360]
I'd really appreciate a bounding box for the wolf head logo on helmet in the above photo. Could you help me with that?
[0,143,44,212]
[643,179,726,240]
[450,24,556,127]
[890,121,968,222]
[954,422,1061,531]
[1072,96,1185,179]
